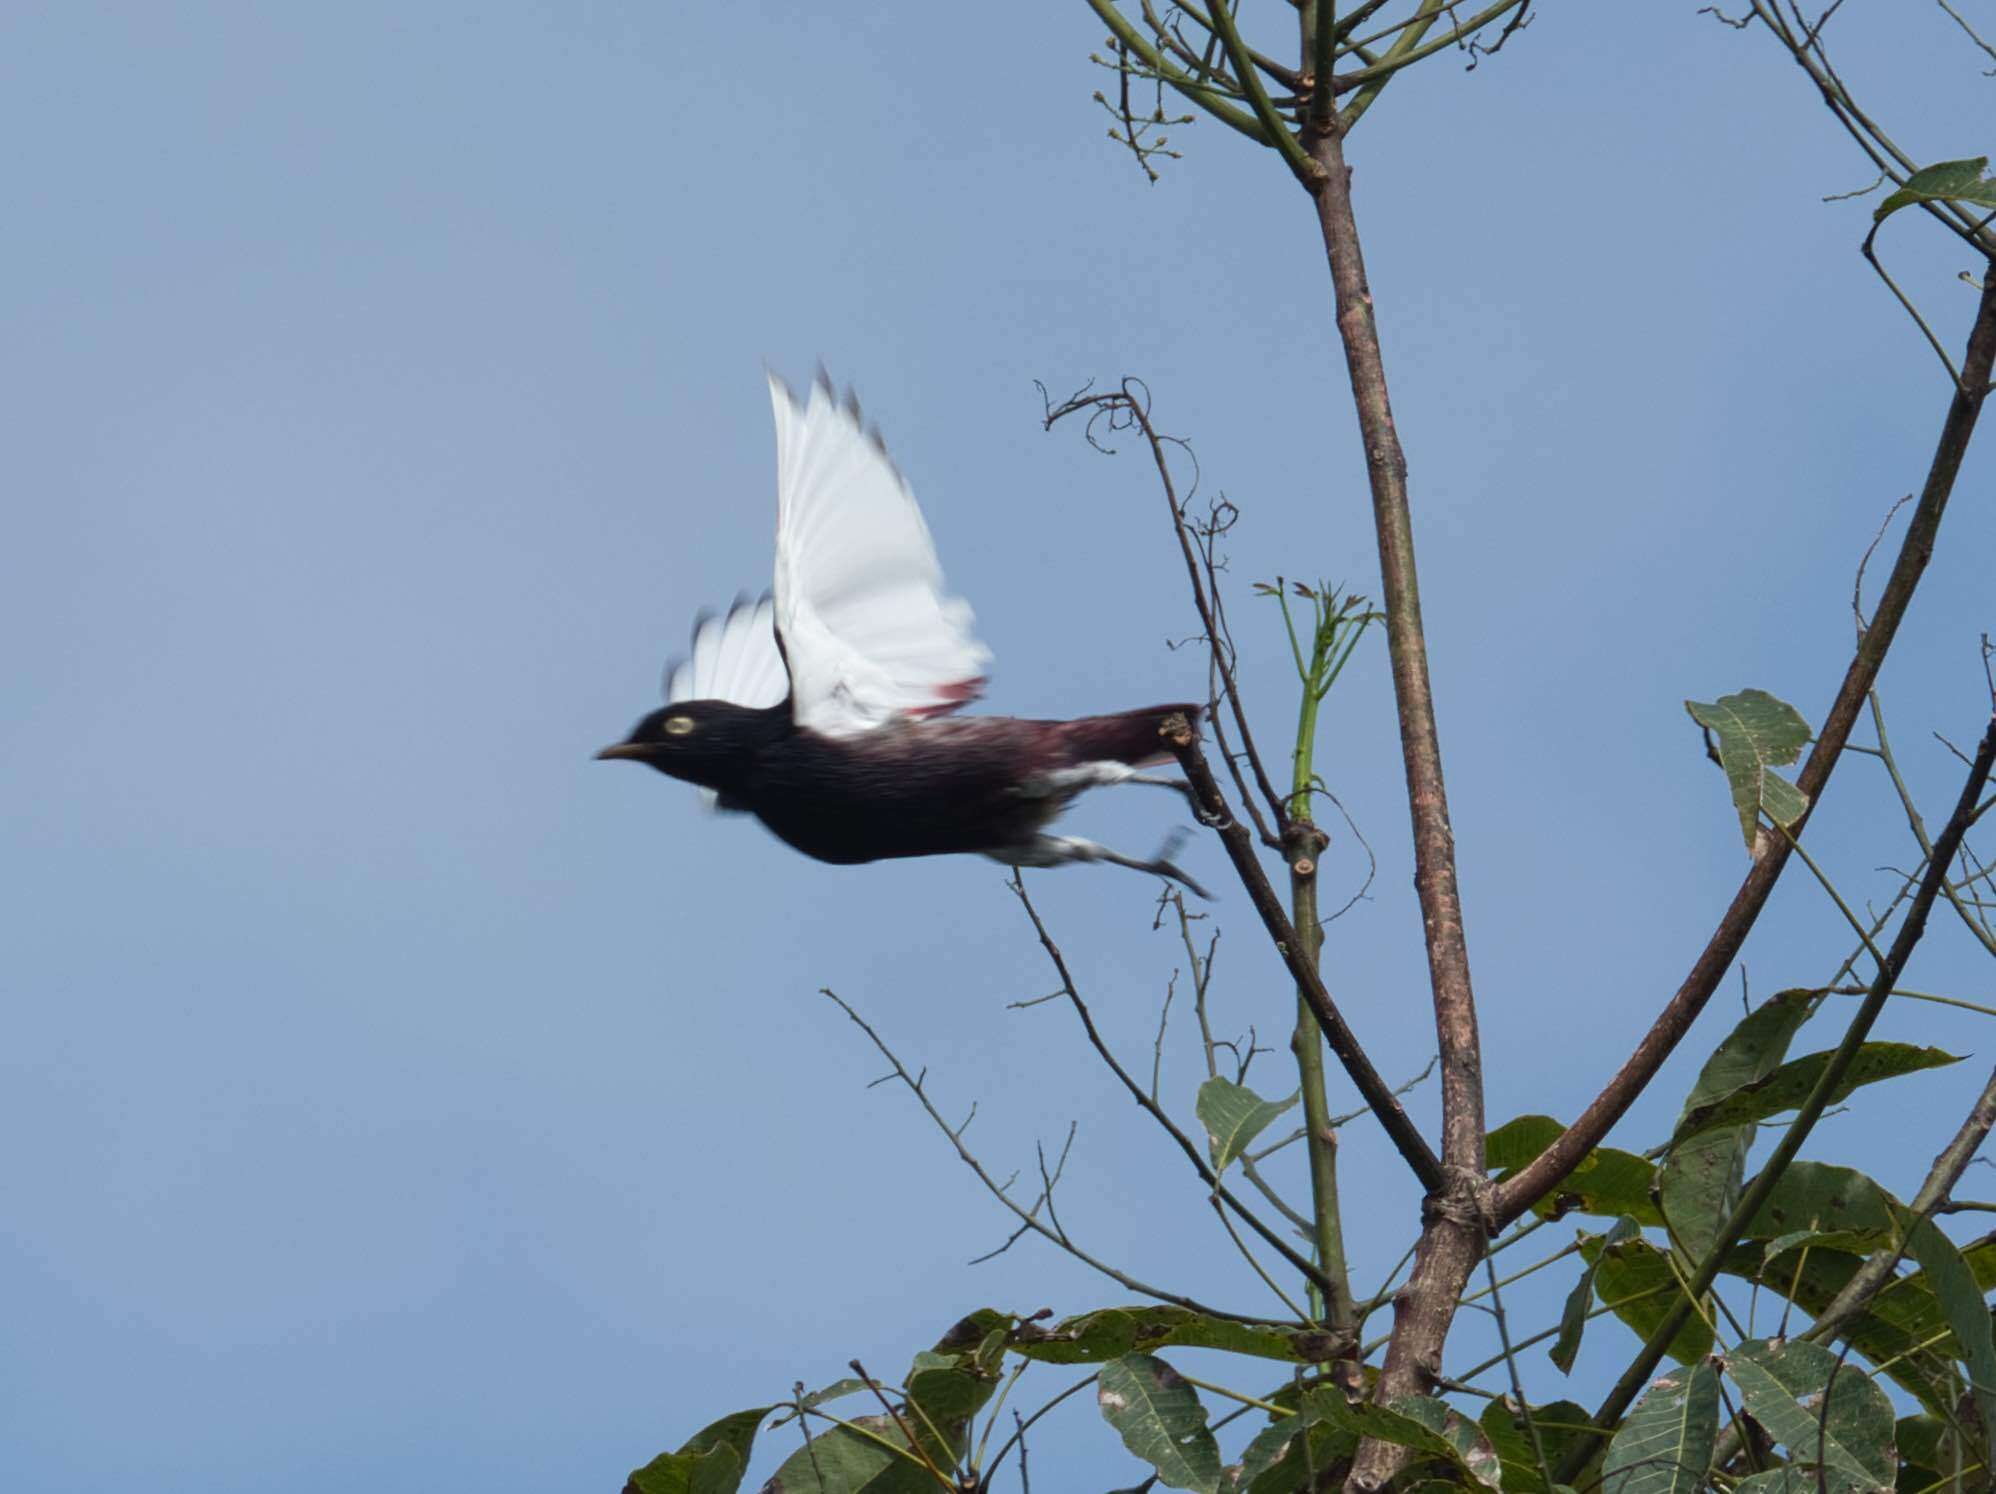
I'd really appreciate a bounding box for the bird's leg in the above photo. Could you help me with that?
[989,833,1213,901]
[1124,772,1225,827]
[1021,763,1225,829]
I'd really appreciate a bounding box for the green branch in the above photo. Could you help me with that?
[1205,0,1323,183]
[1082,0,1274,145]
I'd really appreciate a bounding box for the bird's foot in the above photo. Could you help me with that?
[1129,772,1227,830]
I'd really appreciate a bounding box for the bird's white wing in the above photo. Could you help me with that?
[768,371,991,738]
[664,596,788,813]
[666,594,790,711]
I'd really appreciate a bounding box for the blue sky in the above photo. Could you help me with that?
[5,3,1994,1489]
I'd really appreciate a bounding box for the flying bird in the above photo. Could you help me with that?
[596,371,1209,898]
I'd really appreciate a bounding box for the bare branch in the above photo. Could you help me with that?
[822,988,1266,1321]
[1041,379,1288,841]
[1009,875,1343,1303]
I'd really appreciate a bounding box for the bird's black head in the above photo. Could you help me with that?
[595,699,789,794]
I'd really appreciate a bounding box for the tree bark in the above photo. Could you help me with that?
[1303,122,1489,1491]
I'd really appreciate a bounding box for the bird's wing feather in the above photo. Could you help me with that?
[666,594,789,711]
[768,371,991,739]
[665,595,788,813]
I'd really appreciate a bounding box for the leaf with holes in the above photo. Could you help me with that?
[1098,1354,1221,1494]
[1721,1339,1894,1493]
[1599,1361,1719,1494]
[1876,157,1996,223]
[1685,690,1812,849]
[1196,1077,1299,1175]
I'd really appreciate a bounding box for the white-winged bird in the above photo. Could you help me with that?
[597,371,1209,897]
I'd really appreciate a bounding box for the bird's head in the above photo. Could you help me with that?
[594,699,787,792]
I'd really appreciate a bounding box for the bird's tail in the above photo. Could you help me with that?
[1056,703,1206,767]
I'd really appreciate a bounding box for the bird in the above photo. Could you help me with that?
[596,369,1210,899]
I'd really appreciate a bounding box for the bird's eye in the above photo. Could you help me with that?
[663,715,695,736]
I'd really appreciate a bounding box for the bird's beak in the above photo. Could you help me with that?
[595,743,653,762]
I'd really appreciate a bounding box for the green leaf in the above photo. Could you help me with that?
[1761,1229,1835,1266]
[1659,1127,1748,1268]
[1893,1413,1978,1491]
[1721,1338,1895,1493]
[1876,158,1996,223]
[1487,1115,1663,1227]
[1388,1396,1504,1489]
[1673,1044,1963,1143]
[1260,1389,1501,1488]
[1743,1161,1898,1241]
[1234,1398,1359,1493]
[758,1415,933,1494]
[1488,1115,1567,1172]
[1683,989,1819,1107]
[1098,1354,1222,1494]
[1552,1219,1640,1374]
[1731,1470,1816,1494]
[1903,1211,1996,1445]
[1579,1234,1715,1366]
[903,1355,998,1466]
[626,1406,773,1494]
[1196,1077,1299,1174]
[1685,690,1813,848]
[1016,1305,1332,1365]
[1659,990,1816,1267]
[1479,1396,1595,1492]
[1599,1360,1720,1494]
[1716,1231,1996,1417]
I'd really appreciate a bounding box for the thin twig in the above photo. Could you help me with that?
[824,988,1264,1321]
[1010,876,1341,1299]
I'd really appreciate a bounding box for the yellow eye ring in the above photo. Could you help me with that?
[663,715,695,736]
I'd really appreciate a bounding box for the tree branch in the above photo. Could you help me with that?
[1495,263,1996,1228]
[1555,707,1996,1480]
[1302,114,1489,1493]
[1163,716,1445,1192]
[1808,1058,1996,1341]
